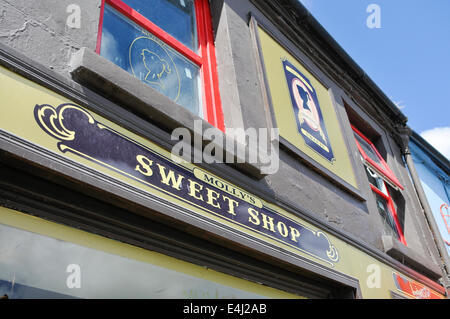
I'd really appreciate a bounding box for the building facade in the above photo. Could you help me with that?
[407,132,450,285]
[0,0,448,298]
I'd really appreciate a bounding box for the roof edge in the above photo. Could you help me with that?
[410,130,450,176]
[264,0,409,125]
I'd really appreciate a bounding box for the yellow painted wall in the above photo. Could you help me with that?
[0,65,445,299]
[258,27,358,189]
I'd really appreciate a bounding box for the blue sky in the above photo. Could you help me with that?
[298,0,450,159]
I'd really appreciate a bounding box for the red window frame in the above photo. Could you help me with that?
[370,179,407,245]
[352,125,404,190]
[352,126,407,245]
[440,204,450,246]
[95,0,225,131]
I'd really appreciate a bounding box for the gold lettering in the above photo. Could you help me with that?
[248,207,260,225]
[157,164,184,190]
[301,128,330,152]
[277,221,289,238]
[289,227,301,242]
[222,196,239,216]
[193,168,263,208]
[135,155,153,176]
[188,179,204,201]
[206,188,221,209]
[261,213,275,233]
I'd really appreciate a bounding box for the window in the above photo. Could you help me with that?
[0,209,299,299]
[96,0,224,131]
[352,125,404,191]
[352,126,407,245]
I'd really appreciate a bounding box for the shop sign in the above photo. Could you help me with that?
[33,102,339,266]
[392,272,445,299]
[256,26,358,190]
[282,60,334,162]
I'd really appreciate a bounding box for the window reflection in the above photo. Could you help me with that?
[374,194,400,240]
[0,223,271,299]
[122,0,198,51]
[365,165,387,195]
[101,5,202,116]
[354,132,383,166]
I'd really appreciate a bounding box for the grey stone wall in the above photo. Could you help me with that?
[218,0,380,248]
[218,0,442,273]
[0,0,100,75]
[0,0,442,276]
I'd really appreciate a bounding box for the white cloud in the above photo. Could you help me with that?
[420,127,450,160]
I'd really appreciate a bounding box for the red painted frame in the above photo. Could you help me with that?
[351,125,404,190]
[351,125,407,245]
[370,183,407,245]
[95,0,225,131]
[95,0,106,54]
[393,272,446,299]
[440,204,450,243]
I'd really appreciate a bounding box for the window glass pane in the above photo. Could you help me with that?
[365,165,381,188]
[0,223,280,299]
[101,5,202,117]
[374,193,400,240]
[354,132,383,166]
[121,0,198,51]
[365,165,387,195]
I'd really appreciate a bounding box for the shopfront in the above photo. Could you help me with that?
[0,59,445,299]
[0,0,447,299]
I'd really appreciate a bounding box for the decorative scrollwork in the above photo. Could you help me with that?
[34,103,95,141]
[33,102,342,267]
[317,231,339,263]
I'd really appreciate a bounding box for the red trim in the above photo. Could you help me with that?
[354,125,407,245]
[352,125,404,190]
[441,203,450,234]
[393,272,446,299]
[370,183,407,245]
[106,0,203,66]
[370,183,388,200]
[385,186,407,245]
[195,0,210,124]
[197,0,225,131]
[96,0,224,131]
[399,268,447,296]
[95,0,106,54]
